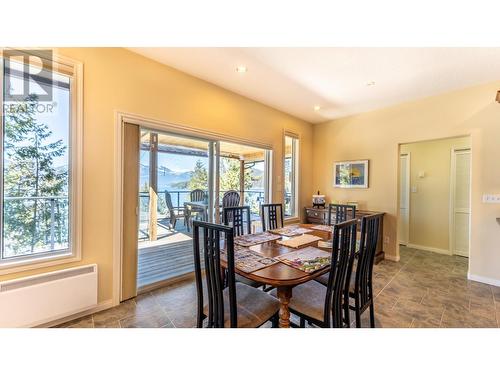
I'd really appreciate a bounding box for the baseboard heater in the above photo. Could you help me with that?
[0,264,98,327]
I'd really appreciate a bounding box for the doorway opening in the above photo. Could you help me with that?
[397,135,471,260]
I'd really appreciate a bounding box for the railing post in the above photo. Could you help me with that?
[50,198,55,250]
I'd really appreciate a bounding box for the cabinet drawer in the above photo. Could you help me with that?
[306,209,323,218]
[305,209,327,224]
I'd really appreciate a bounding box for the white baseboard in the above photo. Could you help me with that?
[384,254,400,262]
[407,243,451,255]
[38,299,115,328]
[468,273,500,287]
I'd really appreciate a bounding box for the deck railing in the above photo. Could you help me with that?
[138,189,293,224]
[2,196,69,257]
[139,190,266,219]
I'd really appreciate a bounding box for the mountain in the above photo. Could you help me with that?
[140,164,191,191]
[140,164,264,191]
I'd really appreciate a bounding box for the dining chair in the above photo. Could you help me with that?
[192,220,280,328]
[349,213,382,327]
[223,205,251,236]
[327,203,356,225]
[222,205,264,289]
[260,203,284,232]
[314,213,382,328]
[271,219,357,328]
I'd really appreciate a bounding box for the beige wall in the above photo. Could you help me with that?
[313,80,500,283]
[0,48,314,303]
[400,136,470,252]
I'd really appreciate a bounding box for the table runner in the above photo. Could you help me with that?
[310,224,334,232]
[268,225,313,237]
[221,246,278,273]
[275,246,331,273]
[276,234,322,248]
[234,232,281,247]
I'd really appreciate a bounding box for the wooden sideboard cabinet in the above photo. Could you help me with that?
[304,207,385,263]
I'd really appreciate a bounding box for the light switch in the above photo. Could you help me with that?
[411,186,417,193]
[483,194,500,203]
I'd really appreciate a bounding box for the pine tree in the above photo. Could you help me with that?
[219,158,253,191]
[3,94,68,255]
[187,159,208,190]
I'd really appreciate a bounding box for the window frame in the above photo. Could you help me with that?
[0,51,83,274]
[283,131,299,221]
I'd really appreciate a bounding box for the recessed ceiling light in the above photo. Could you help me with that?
[236,66,247,73]
[313,105,321,111]
[366,81,376,86]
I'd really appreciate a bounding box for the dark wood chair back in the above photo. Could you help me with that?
[354,213,382,308]
[327,203,357,225]
[190,189,205,202]
[222,190,240,208]
[260,203,284,232]
[164,191,176,227]
[323,218,357,327]
[223,206,251,236]
[192,220,237,328]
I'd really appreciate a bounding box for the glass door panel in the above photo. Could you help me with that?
[218,141,270,232]
[137,129,211,290]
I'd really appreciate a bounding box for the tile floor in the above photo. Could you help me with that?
[58,247,500,328]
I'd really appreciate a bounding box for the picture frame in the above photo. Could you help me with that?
[333,160,369,188]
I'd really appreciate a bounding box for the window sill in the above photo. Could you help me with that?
[0,251,81,276]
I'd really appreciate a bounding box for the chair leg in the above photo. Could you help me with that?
[369,300,375,328]
[343,296,351,328]
[355,297,361,328]
[271,314,279,328]
[299,317,305,328]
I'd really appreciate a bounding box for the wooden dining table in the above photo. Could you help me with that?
[228,224,336,328]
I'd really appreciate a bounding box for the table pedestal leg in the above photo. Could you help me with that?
[277,286,292,328]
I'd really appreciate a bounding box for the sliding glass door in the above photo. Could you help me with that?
[136,128,271,290]
[217,141,271,231]
[137,130,214,290]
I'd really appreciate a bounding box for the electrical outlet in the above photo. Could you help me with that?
[384,236,390,244]
[411,186,417,193]
[482,194,500,204]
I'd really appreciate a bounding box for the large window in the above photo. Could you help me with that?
[284,134,299,218]
[0,50,81,270]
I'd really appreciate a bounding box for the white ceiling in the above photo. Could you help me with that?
[129,48,500,124]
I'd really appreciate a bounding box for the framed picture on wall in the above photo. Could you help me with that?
[334,160,369,188]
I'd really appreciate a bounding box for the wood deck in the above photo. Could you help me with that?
[137,216,261,289]
[137,226,196,289]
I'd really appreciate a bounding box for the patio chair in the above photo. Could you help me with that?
[164,191,177,229]
[186,189,207,231]
[220,190,240,222]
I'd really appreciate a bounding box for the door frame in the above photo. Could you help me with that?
[113,111,273,305]
[398,152,411,246]
[449,147,471,257]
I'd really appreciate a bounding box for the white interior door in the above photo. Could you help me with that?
[398,154,410,245]
[451,149,471,257]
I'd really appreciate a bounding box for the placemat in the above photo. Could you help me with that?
[276,234,322,248]
[269,225,313,237]
[221,246,278,273]
[234,232,281,247]
[276,246,331,273]
[310,224,334,232]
